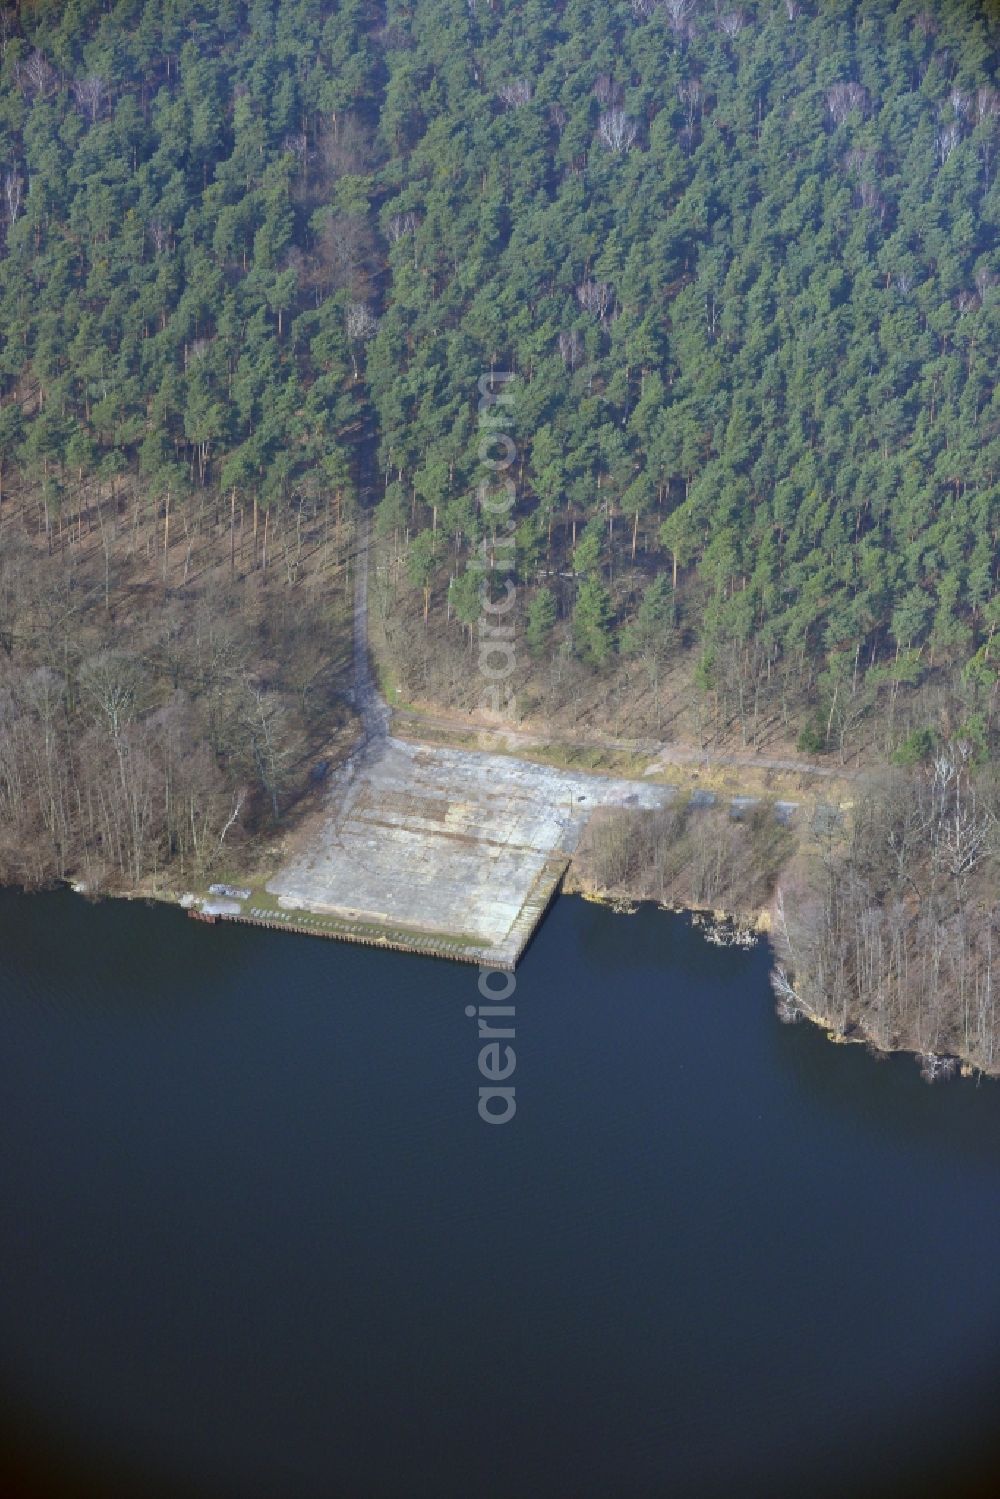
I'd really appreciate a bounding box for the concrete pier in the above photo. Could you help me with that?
[205,514,672,970]
[260,736,669,969]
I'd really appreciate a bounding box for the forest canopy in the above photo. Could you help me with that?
[0,0,998,757]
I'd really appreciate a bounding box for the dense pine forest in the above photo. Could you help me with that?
[1,0,997,754]
[0,0,998,1063]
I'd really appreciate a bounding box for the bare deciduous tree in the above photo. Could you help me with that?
[239,682,292,821]
[346,302,379,342]
[664,0,697,37]
[936,122,961,164]
[19,50,56,99]
[930,748,996,883]
[346,302,379,378]
[72,74,106,122]
[498,79,533,108]
[858,179,885,220]
[825,82,868,125]
[387,211,418,242]
[147,219,168,255]
[976,87,999,123]
[597,109,638,153]
[283,131,310,168]
[186,337,211,369]
[659,0,701,40]
[718,10,746,40]
[678,78,703,130]
[558,328,583,369]
[974,265,996,298]
[317,114,374,181]
[79,652,143,741]
[3,168,22,227]
[317,211,374,296]
[593,74,622,107]
[576,280,614,319]
[217,786,247,852]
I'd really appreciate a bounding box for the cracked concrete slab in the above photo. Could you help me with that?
[233,517,800,969]
[267,735,671,968]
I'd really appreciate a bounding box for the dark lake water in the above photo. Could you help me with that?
[1,887,999,1499]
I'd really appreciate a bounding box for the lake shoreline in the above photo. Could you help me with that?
[562,867,995,1084]
[7,864,990,1085]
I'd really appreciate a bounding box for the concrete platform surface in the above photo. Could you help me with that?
[267,736,671,968]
